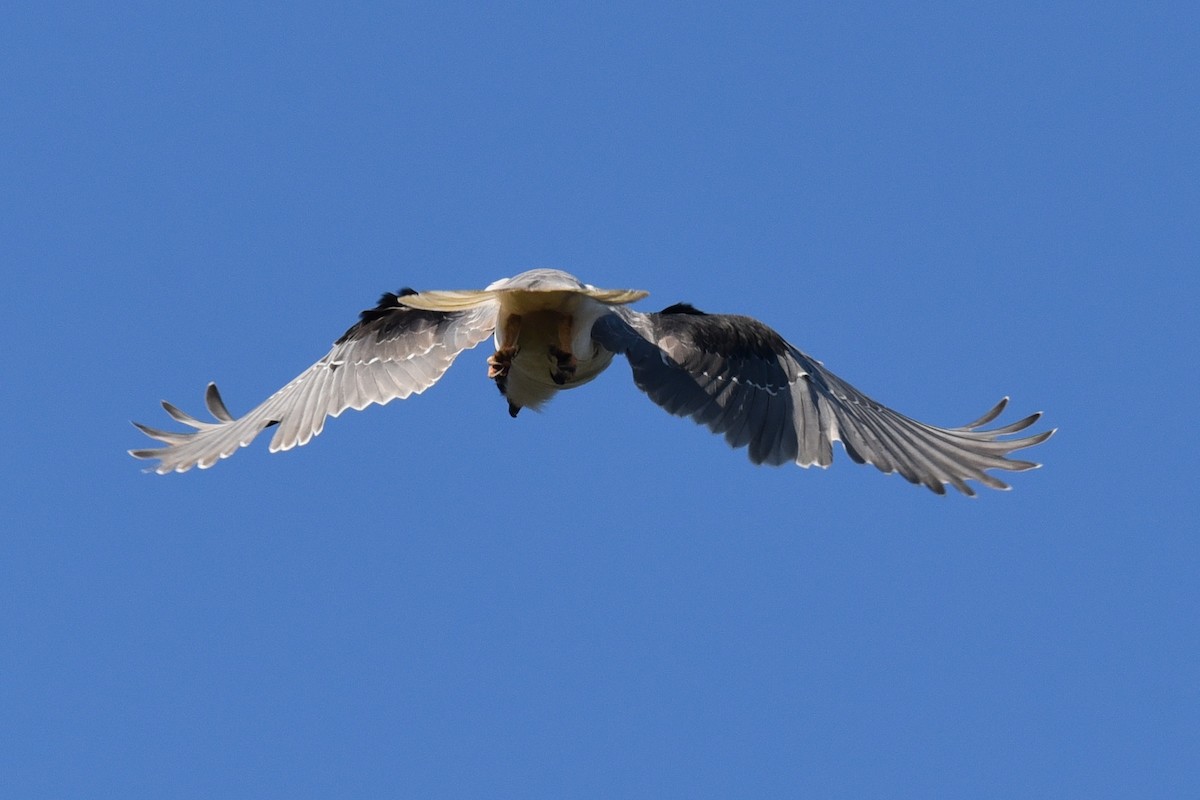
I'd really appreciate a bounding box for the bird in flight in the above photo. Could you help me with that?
[131,269,1053,494]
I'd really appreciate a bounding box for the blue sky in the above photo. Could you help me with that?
[2,2,1196,797]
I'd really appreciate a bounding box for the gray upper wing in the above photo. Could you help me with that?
[131,290,498,473]
[592,304,1053,495]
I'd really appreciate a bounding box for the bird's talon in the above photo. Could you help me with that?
[549,346,577,385]
[487,347,517,380]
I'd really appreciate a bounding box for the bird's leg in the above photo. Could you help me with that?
[487,314,521,393]
[549,314,577,386]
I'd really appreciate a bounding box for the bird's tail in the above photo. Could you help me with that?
[395,289,499,311]
[398,287,649,311]
[580,287,650,305]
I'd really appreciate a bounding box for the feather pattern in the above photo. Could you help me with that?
[130,292,498,473]
[591,305,1054,495]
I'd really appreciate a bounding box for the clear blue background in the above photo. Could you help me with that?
[3,2,1196,797]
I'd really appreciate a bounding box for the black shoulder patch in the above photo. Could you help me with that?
[660,302,706,315]
[335,287,424,344]
[655,312,789,359]
[359,287,419,322]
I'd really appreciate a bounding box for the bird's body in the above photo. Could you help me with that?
[132,269,1053,494]
[499,296,613,412]
[396,270,647,414]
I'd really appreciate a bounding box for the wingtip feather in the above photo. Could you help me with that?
[961,396,1009,429]
[205,382,235,422]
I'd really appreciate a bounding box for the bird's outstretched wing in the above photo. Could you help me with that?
[131,291,498,473]
[592,304,1054,495]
